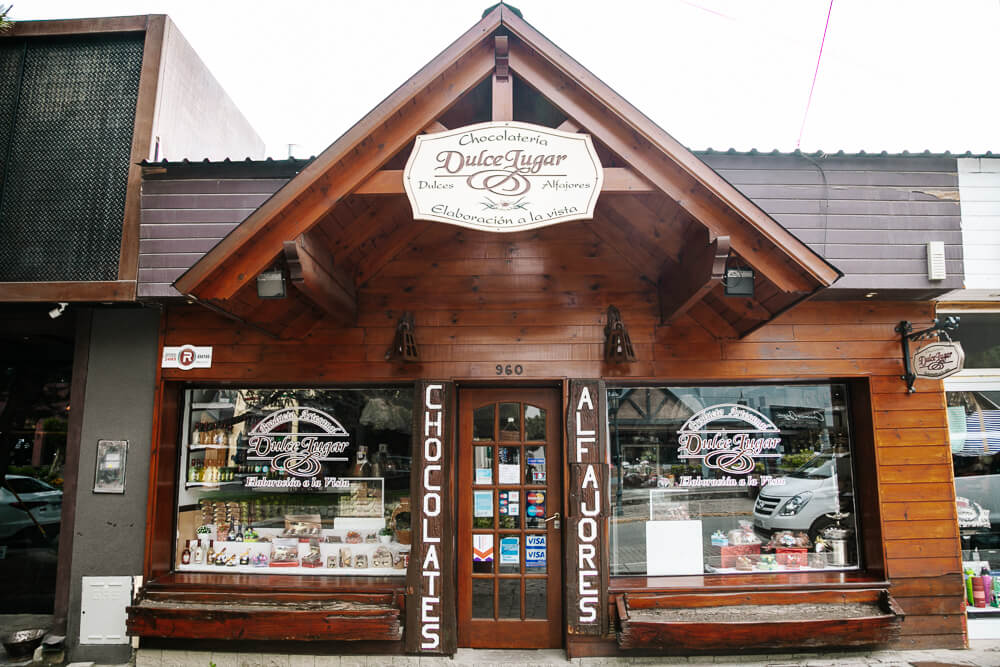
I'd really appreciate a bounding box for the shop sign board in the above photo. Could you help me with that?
[242,407,350,484]
[403,121,603,233]
[912,341,965,380]
[676,404,782,476]
[565,379,608,636]
[406,381,456,655]
[161,344,212,370]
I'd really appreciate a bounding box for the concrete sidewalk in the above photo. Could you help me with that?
[127,642,1000,667]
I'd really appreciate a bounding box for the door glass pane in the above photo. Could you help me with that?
[499,403,520,441]
[525,405,545,440]
[499,490,520,528]
[525,490,546,528]
[525,579,546,619]
[498,579,521,618]
[472,579,494,618]
[473,534,494,573]
[473,490,493,528]
[499,535,520,573]
[474,446,493,485]
[498,447,520,485]
[526,445,546,485]
[473,405,494,441]
[525,533,547,574]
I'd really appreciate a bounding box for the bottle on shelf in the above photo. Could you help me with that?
[353,445,372,477]
[194,540,204,564]
[181,541,191,565]
[206,540,216,564]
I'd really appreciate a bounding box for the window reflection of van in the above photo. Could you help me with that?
[752,453,853,541]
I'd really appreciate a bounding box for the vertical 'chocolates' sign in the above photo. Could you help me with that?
[406,381,456,654]
[565,379,609,636]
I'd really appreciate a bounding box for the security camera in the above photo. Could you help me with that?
[48,302,68,319]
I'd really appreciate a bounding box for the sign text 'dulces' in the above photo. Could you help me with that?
[403,121,603,232]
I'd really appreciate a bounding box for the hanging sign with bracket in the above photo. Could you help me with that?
[895,317,963,392]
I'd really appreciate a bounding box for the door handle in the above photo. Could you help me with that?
[545,512,560,529]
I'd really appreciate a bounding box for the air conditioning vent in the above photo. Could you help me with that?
[927,241,946,280]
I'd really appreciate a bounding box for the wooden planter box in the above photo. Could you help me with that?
[616,588,903,653]
[126,584,403,642]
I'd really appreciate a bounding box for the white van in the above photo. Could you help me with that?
[752,452,854,541]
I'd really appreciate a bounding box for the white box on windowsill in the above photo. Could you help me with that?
[646,520,704,576]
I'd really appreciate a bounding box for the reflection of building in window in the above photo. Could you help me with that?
[608,384,858,577]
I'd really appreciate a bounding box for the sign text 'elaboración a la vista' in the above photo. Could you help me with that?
[403,121,603,232]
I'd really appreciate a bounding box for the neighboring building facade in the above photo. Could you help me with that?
[938,157,1000,640]
[0,16,262,664]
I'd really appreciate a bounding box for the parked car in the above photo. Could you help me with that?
[752,452,854,541]
[0,475,62,542]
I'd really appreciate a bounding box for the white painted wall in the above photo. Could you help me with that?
[956,158,1000,293]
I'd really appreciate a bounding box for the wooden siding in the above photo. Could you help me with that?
[957,157,1000,292]
[698,153,963,297]
[139,154,965,300]
[158,237,964,650]
[138,178,286,297]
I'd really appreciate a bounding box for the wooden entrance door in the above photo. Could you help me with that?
[457,388,562,648]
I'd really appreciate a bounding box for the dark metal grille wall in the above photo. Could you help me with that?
[0,34,143,282]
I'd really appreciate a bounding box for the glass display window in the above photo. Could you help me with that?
[608,384,859,576]
[174,387,413,575]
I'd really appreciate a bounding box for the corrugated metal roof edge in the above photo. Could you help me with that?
[696,148,999,158]
[140,148,1000,169]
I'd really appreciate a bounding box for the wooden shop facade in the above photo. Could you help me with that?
[127,5,966,658]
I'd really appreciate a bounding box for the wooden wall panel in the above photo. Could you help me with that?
[159,286,964,649]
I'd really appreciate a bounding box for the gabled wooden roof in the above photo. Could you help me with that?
[173,3,841,340]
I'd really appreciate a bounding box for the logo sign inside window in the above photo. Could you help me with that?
[676,404,782,475]
[246,407,350,479]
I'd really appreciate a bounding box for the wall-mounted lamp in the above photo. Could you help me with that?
[604,305,636,363]
[256,268,287,299]
[385,312,419,362]
[723,256,755,298]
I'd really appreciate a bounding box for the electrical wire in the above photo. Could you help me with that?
[796,0,835,150]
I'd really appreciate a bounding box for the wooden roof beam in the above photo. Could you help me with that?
[282,231,357,326]
[505,37,826,295]
[174,19,498,301]
[659,229,730,325]
[492,35,512,121]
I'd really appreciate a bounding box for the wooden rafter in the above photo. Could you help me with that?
[602,195,687,263]
[492,35,512,121]
[658,229,730,324]
[282,230,357,325]
[423,120,449,134]
[174,10,500,300]
[504,34,834,294]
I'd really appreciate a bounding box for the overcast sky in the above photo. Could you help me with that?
[11,1,1000,158]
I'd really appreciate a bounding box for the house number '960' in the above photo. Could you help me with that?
[496,364,524,376]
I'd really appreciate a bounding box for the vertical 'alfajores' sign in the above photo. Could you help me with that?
[565,379,608,636]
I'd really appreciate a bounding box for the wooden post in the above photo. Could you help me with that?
[492,35,513,121]
[405,381,457,655]
[564,379,609,637]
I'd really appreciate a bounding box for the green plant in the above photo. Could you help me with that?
[379,524,393,536]
[0,5,12,34]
